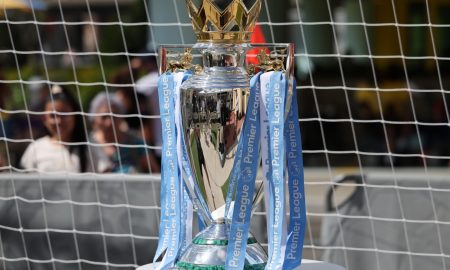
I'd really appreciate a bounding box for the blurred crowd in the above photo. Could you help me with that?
[0,54,161,174]
[299,65,450,168]
[351,67,450,167]
[1,59,450,172]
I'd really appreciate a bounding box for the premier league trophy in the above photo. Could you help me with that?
[154,1,306,270]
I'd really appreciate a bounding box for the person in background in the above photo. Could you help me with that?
[133,52,162,161]
[88,92,159,173]
[1,72,38,170]
[20,85,94,173]
[28,76,50,112]
[27,76,50,140]
[110,67,147,131]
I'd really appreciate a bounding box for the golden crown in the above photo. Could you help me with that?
[185,0,262,43]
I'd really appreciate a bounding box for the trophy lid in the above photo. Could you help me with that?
[186,0,262,43]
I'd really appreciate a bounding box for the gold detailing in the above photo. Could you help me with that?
[166,48,203,73]
[247,63,256,75]
[256,49,286,72]
[164,47,288,74]
[247,49,287,75]
[186,0,262,43]
[167,48,193,72]
[194,64,203,75]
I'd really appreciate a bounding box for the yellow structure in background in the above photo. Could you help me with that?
[0,0,29,12]
[373,0,450,71]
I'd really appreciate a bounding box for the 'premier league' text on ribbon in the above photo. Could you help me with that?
[162,76,174,159]
[266,72,287,270]
[243,87,260,165]
[226,73,262,270]
[283,83,306,270]
[286,121,302,259]
[155,72,191,270]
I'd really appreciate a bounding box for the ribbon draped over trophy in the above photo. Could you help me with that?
[153,1,306,270]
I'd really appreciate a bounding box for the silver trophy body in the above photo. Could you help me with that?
[177,43,267,269]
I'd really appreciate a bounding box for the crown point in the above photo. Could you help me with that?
[185,0,262,43]
[242,0,258,11]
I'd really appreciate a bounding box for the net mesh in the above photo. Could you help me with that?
[0,0,450,269]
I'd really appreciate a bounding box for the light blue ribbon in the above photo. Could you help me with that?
[154,72,181,269]
[155,69,306,270]
[283,80,306,270]
[176,72,196,255]
[224,71,264,222]
[265,72,287,270]
[155,71,196,269]
[225,72,262,270]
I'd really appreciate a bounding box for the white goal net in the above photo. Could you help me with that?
[0,0,449,269]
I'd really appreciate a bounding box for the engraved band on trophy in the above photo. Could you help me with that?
[155,1,304,270]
